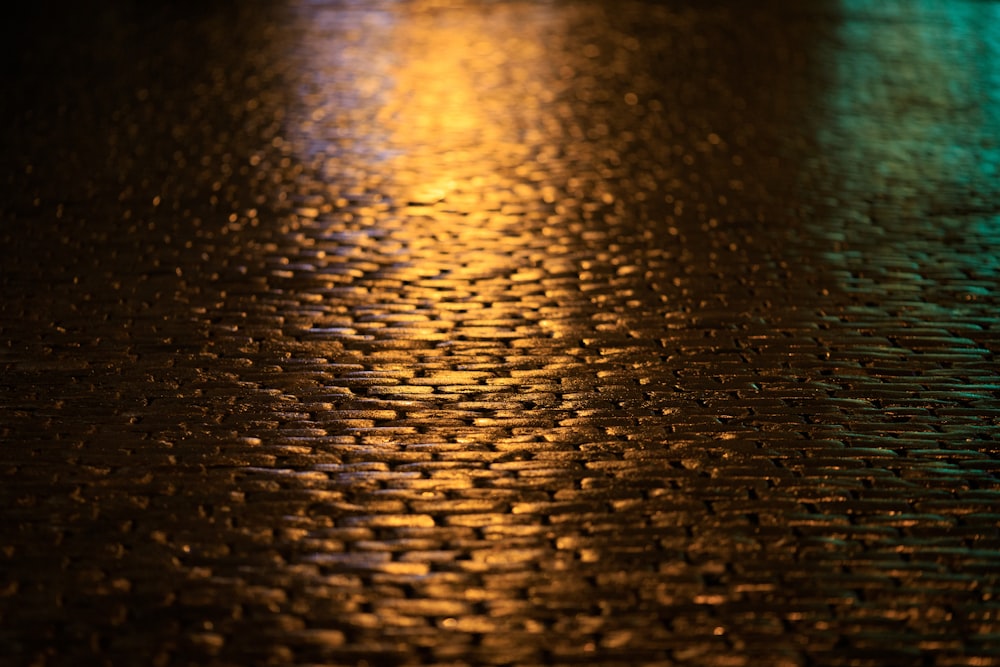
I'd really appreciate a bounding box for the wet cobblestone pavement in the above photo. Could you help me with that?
[3,1,1000,665]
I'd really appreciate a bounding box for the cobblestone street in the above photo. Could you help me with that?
[2,1,999,665]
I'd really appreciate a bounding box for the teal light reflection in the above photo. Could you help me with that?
[815,0,1000,311]
[824,0,1000,198]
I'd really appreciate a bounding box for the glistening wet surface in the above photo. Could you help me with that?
[2,1,999,665]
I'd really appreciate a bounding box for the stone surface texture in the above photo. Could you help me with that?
[2,1,999,665]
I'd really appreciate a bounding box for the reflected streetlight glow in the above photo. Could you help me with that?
[285,2,586,344]
[815,0,1000,308]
